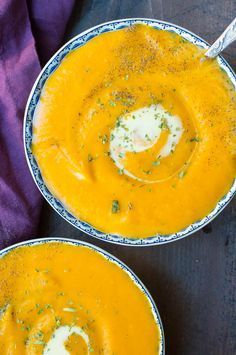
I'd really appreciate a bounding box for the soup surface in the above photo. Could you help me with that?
[32,24,236,237]
[0,242,161,354]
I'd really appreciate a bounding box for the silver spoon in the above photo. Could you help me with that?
[205,17,236,58]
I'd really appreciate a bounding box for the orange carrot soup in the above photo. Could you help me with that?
[32,24,236,237]
[0,242,162,354]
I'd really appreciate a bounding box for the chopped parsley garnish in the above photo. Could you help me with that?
[57,292,65,296]
[99,134,108,144]
[159,119,169,130]
[96,98,104,108]
[118,152,124,159]
[180,38,188,44]
[63,307,77,312]
[190,137,201,142]
[88,154,94,162]
[116,118,121,127]
[35,331,44,339]
[109,100,116,107]
[120,123,128,131]
[112,200,120,213]
[55,316,61,328]
[143,170,152,175]
[178,170,186,179]
[30,340,45,345]
[152,160,160,166]
[118,168,124,175]
[128,202,133,210]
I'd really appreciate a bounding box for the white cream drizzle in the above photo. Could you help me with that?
[43,325,90,355]
[110,104,183,182]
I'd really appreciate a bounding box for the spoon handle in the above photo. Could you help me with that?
[205,17,236,58]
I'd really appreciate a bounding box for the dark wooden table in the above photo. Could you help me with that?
[39,1,236,354]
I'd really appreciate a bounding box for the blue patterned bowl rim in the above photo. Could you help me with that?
[24,18,236,246]
[0,237,165,354]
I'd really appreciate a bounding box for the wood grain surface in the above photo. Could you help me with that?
[39,1,236,354]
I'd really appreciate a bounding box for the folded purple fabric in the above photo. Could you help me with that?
[0,0,74,248]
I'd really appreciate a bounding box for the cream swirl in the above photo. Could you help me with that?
[110,104,184,182]
[43,325,91,355]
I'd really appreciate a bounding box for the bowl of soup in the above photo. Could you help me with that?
[0,237,164,353]
[24,19,236,245]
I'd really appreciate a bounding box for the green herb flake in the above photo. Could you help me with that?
[88,154,94,162]
[99,134,108,144]
[159,119,169,130]
[30,340,45,345]
[55,316,61,328]
[111,200,120,214]
[178,170,187,179]
[63,307,77,313]
[180,37,188,44]
[128,202,133,210]
[109,100,116,107]
[143,170,152,175]
[35,331,44,339]
[118,168,124,175]
[152,160,160,166]
[97,98,104,108]
[116,118,121,127]
[58,292,65,296]
[190,137,201,142]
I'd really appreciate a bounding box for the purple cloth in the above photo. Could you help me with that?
[0,0,74,248]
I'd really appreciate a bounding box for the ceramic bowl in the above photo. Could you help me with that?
[24,18,236,246]
[0,237,165,354]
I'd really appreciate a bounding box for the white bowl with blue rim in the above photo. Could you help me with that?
[0,237,165,354]
[24,18,236,246]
